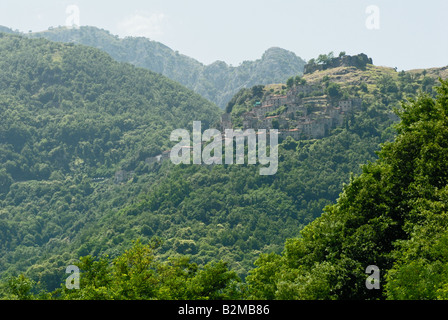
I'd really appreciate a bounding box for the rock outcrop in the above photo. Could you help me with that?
[304,53,373,74]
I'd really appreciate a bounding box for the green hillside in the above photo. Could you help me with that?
[0,32,221,290]
[246,78,448,300]
[0,33,446,300]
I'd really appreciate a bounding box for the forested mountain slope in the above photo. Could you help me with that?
[0,32,446,300]
[0,32,220,290]
[246,78,448,300]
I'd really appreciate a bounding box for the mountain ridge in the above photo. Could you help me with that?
[19,25,306,109]
[1,28,448,300]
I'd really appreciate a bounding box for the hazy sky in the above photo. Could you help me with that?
[1,0,447,71]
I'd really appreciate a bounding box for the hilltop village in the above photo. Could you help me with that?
[118,54,375,183]
[129,82,363,183]
[220,83,362,141]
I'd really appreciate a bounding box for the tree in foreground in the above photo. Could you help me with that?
[4,240,243,300]
[247,79,448,300]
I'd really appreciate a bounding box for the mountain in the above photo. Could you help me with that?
[0,26,17,34]
[55,58,445,296]
[0,31,221,286]
[26,26,306,109]
[246,78,448,300]
[0,31,220,180]
[0,30,446,300]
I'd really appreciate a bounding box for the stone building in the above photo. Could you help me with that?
[255,104,277,117]
[263,95,288,108]
[287,84,320,104]
[114,170,135,184]
[261,116,289,130]
[279,128,301,140]
[145,155,162,165]
[220,113,233,131]
[161,150,171,161]
[287,104,307,117]
[243,112,259,130]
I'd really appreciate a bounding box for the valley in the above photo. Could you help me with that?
[0,27,447,301]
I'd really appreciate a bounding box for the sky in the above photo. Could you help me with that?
[0,0,447,71]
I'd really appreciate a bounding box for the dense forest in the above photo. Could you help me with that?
[0,31,447,300]
[246,78,448,300]
[0,32,219,292]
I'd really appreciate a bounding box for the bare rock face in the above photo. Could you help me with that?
[304,53,373,74]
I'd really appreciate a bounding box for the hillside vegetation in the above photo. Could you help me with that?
[246,78,448,300]
[0,32,220,290]
[0,33,447,300]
